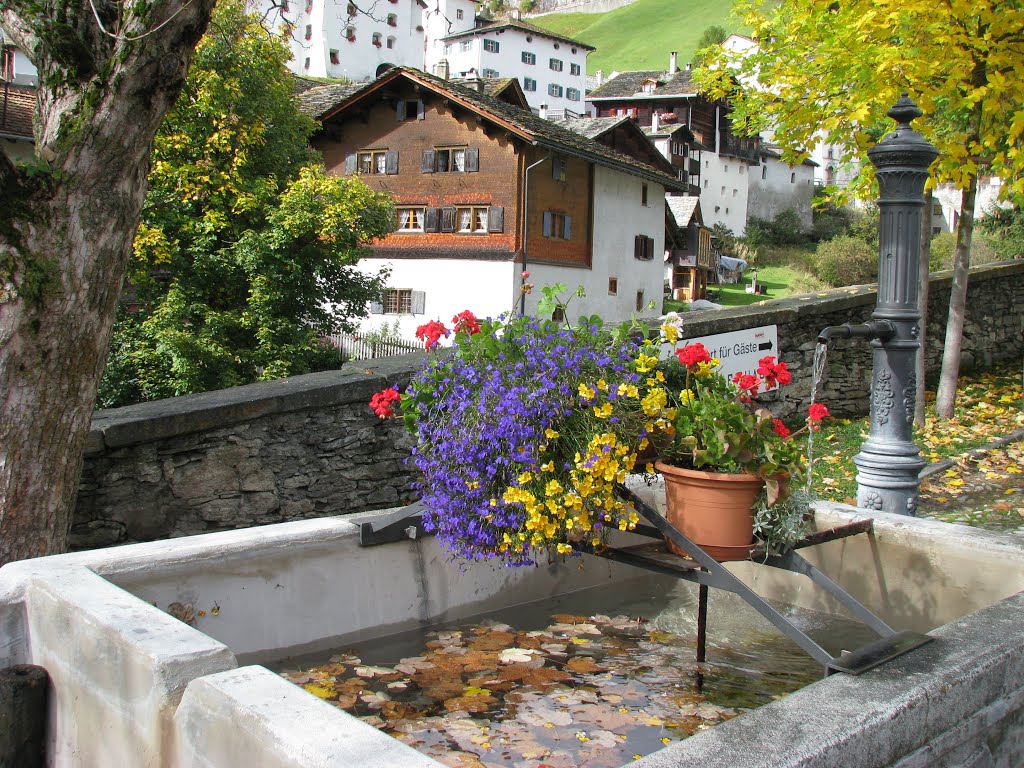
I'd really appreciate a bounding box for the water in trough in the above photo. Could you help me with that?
[274,571,875,767]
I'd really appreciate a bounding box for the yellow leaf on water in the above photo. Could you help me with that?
[302,682,335,699]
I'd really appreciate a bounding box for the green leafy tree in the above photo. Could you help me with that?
[98,1,394,406]
[692,24,728,68]
[698,0,1024,418]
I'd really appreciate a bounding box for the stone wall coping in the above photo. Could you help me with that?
[86,260,1023,454]
[86,353,426,455]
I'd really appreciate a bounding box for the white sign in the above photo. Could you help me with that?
[663,325,781,389]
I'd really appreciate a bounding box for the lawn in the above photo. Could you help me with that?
[662,264,804,313]
[532,0,737,74]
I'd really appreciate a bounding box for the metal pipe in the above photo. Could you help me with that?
[520,150,550,316]
[817,320,896,345]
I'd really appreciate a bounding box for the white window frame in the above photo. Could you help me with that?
[523,77,537,91]
[565,87,580,101]
[569,63,581,75]
[483,38,499,53]
[522,51,536,65]
[549,58,563,71]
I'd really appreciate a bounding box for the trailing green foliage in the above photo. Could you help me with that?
[815,236,878,287]
[97,0,393,408]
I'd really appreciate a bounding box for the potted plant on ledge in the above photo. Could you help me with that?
[651,342,829,559]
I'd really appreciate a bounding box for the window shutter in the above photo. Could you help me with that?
[369,301,384,315]
[563,215,572,240]
[441,207,456,232]
[465,147,480,172]
[417,99,425,120]
[344,154,357,175]
[395,100,406,121]
[648,236,656,260]
[421,149,435,173]
[423,207,440,232]
[634,235,642,260]
[487,206,504,233]
[551,159,559,180]
[411,291,426,315]
[385,150,399,175]
[542,211,552,237]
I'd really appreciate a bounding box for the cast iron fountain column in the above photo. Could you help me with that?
[852,95,939,515]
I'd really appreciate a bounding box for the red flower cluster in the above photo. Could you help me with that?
[732,372,760,397]
[757,355,792,388]
[369,387,401,419]
[808,402,831,430]
[452,310,481,336]
[675,342,712,369]
[772,418,791,438]
[415,320,450,350]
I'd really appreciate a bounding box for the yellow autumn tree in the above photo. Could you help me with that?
[698,0,1024,418]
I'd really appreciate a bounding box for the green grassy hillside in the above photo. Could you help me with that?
[532,0,738,75]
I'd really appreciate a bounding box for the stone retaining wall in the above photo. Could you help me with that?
[75,261,1024,548]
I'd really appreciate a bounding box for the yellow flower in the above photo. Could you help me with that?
[694,360,719,378]
[661,323,679,344]
[556,542,573,554]
[545,427,560,439]
[517,471,533,484]
[635,353,659,373]
[679,388,694,404]
[593,402,613,419]
[596,379,608,391]
[578,383,596,401]
[641,388,668,416]
[541,460,555,473]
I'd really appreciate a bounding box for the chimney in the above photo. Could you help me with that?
[510,8,521,20]
[595,70,603,86]
[685,62,692,72]
[651,111,660,133]
[464,67,483,91]
[539,103,548,119]
[669,51,678,75]
[435,58,450,80]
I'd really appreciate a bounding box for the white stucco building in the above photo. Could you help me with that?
[428,14,593,116]
[262,0,427,81]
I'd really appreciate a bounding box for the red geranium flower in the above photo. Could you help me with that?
[415,320,450,350]
[369,386,401,419]
[733,372,760,397]
[757,355,792,388]
[452,310,481,336]
[808,402,831,430]
[772,418,791,438]
[675,342,712,369]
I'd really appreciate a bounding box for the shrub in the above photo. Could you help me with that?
[815,236,878,287]
[788,269,828,295]
[744,209,808,250]
[929,231,1001,271]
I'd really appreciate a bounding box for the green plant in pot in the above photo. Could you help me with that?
[651,341,829,559]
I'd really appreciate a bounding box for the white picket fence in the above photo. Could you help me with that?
[324,331,421,361]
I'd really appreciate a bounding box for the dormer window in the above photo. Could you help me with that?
[640,78,658,94]
[387,13,397,26]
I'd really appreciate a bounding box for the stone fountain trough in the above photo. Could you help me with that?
[1,502,1023,768]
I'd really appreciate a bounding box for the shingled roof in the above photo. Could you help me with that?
[0,84,34,141]
[587,69,699,100]
[441,18,594,50]
[297,82,365,121]
[310,67,688,192]
[552,115,629,140]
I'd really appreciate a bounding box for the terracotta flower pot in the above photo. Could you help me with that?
[654,460,764,560]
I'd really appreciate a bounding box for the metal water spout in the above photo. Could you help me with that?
[818,94,939,516]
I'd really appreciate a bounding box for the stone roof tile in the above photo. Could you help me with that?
[0,85,34,140]
[442,18,595,50]
[588,69,698,100]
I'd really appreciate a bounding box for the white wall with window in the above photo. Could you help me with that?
[699,152,751,235]
[747,155,814,229]
[355,258,517,340]
[525,166,664,322]
[259,0,426,82]
[430,23,590,115]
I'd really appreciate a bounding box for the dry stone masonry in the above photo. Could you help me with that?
[75,261,1024,548]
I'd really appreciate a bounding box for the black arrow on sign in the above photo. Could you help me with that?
[758,341,774,351]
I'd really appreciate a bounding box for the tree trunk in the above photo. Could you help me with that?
[934,176,978,419]
[915,190,932,427]
[0,1,215,566]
